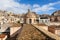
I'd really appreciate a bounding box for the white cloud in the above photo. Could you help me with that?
[0,0,60,14]
[33,4,40,8]
[32,1,60,12]
[0,0,31,13]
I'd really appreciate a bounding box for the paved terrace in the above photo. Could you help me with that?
[33,24,60,40]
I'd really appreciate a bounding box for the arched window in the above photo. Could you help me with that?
[36,19,39,22]
[29,19,32,24]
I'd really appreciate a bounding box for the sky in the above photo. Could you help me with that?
[0,0,60,15]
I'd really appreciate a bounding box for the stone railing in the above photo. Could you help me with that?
[32,25,60,40]
[49,22,60,26]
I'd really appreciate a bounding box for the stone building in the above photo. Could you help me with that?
[57,16,60,22]
[10,23,21,37]
[20,9,39,24]
[50,10,60,22]
[52,10,60,16]
[48,25,60,36]
[39,15,50,24]
[20,9,51,25]
[50,16,57,22]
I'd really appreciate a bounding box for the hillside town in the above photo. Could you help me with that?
[0,9,60,40]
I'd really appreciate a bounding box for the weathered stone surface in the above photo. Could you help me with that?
[17,24,46,40]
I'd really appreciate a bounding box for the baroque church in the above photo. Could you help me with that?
[20,9,50,24]
[20,9,39,24]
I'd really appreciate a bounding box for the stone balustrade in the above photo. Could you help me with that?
[33,25,60,40]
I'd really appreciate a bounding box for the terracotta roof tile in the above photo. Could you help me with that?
[0,34,6,38]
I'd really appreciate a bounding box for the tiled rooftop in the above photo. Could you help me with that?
[0,34,6,38]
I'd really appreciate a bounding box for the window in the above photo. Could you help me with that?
[42,20,44,23]
[45,20,47,23]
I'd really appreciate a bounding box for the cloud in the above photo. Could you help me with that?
[32,1,60,12]
[33,4,40,8]
[0,0,31,13]
[0,0,60,14]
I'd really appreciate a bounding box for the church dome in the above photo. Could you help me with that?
[25,9,37,18]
